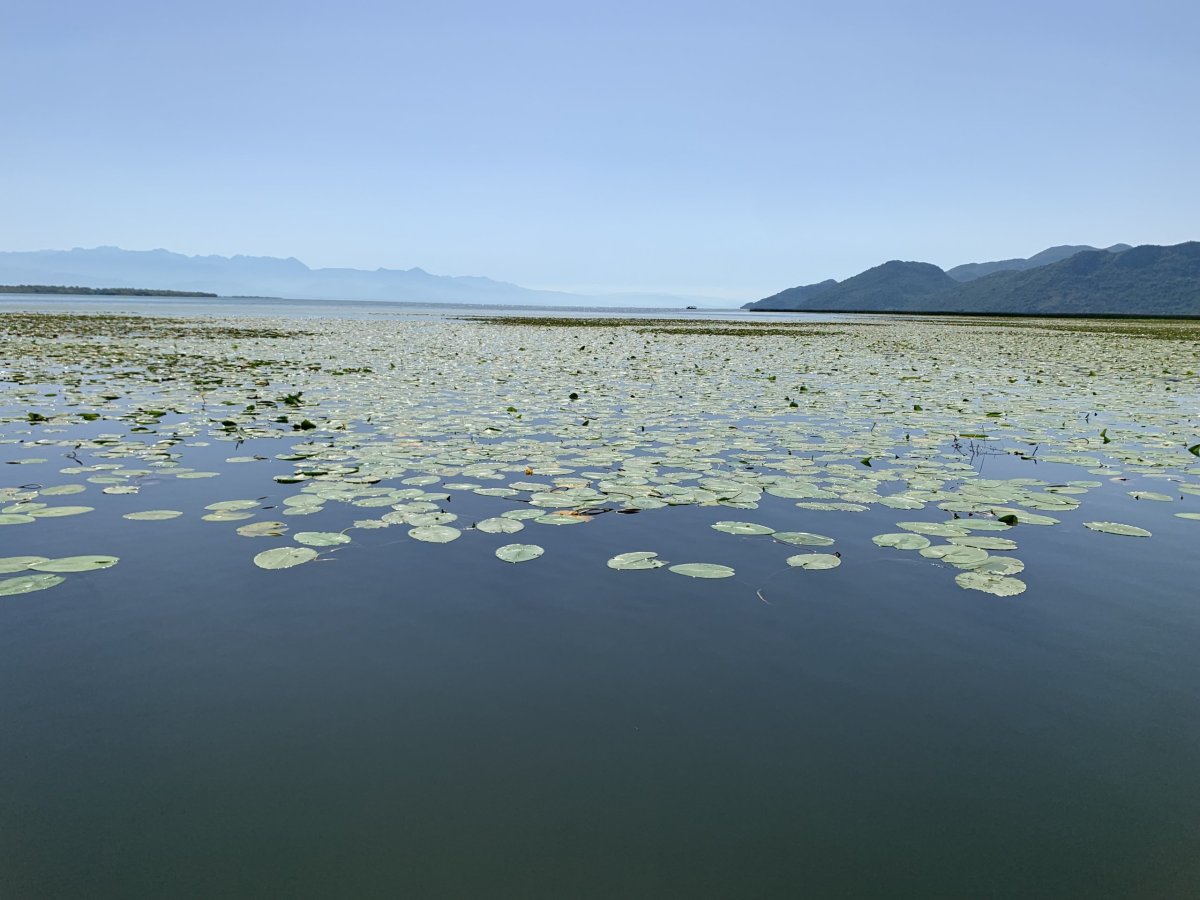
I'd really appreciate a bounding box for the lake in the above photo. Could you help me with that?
[1,299,1198,898]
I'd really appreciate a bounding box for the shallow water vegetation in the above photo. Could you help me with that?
[2,308,1198,598]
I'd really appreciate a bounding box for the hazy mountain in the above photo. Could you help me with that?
[945,243,1132,282]
[746,242,1200,315]
[0,247,583,305]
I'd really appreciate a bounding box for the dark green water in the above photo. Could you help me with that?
[2,439,1199,899]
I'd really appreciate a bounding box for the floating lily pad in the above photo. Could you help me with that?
[123,510,183,521]
[0,573,65,596]
[711,521,775,535]
[607,551,665,570]
[1083,521,1152,537]
[30,555,118,573]
[955,572,1027,596]
[872,533,931,550]
[772,532,835,546]
[0,556,49,574]
[495,543,544,563]
[237,521,288,537]
[668,563,735,579]
[0,514,35,525]
[294,531,352,547]
[408,524,462,543]
[896,521,968,537]
[476,517,525,534]
[947,535,1018,551]
[253,547,318,569]
[206,500,260,511]
[786,553,841,569]
[28,506,94,518]
[39,484,87,496]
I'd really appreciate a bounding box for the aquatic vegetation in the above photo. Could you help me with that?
[2,309,1198,598]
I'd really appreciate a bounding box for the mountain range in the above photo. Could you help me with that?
[0,247,719,308]
[0,247,579,306]
[745,242,1200,315]
[4,243,1198,315]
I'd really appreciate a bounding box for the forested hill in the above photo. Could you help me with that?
[0,285,218,297]
[745,242,1200,315]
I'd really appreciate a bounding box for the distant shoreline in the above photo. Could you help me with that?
[0,284,218,297]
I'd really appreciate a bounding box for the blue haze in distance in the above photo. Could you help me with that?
[1,0,1197,306]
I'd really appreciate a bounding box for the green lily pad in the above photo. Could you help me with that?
[0,556,49,574]
[872,533,931,550]
[206,500,261,511]
[30,555,119,573]
[28,506,94,518]
[772,532,835,546]
[0,573,65,596]
[1083,521,1152,537]
[947,535,1018,551]
[668,563,735,579]
[123,510,183,521]
[39,484,87,496]
[711,521,775,535]
[408,524,462,543]
[202,511,256,522]
[786,553,841,569]
[294,531,352,547]
[896,521,968,537]
[920,545,990,567]
[253,547,318,569]
[955,572,1027,597]
[0,514,35,525]
[475,517,525,534]
[607,551,666,570]
[495,543,544,563]
[236,521,288,537]
[975,556,1026,576]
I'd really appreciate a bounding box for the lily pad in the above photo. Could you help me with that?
[28,506,94,518]
[668,563,735,579]
[475,517,525,534]
[30,555,119,573]
[123,510,183,521]
[253,546,318,569]
[711,521,775,535]
[495,543,544,563]
[955,572,1027,597]
[1083,521,1152,537]
[786,553,841,569]
[39,484,87,496]
[872,533,931,550]
[0,556,49,574]
[607,551,666,570]
[0,573,65,596]
[236,521,289,537]
[772,531,835,546]
[294,531,352,547]
[408,524,462,543]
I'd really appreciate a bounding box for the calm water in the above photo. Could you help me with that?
[1,299,1199,898]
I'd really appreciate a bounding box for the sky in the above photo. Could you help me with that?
[2,0,1198,302]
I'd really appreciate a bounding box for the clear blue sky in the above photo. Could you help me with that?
[2,0,1197,301]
